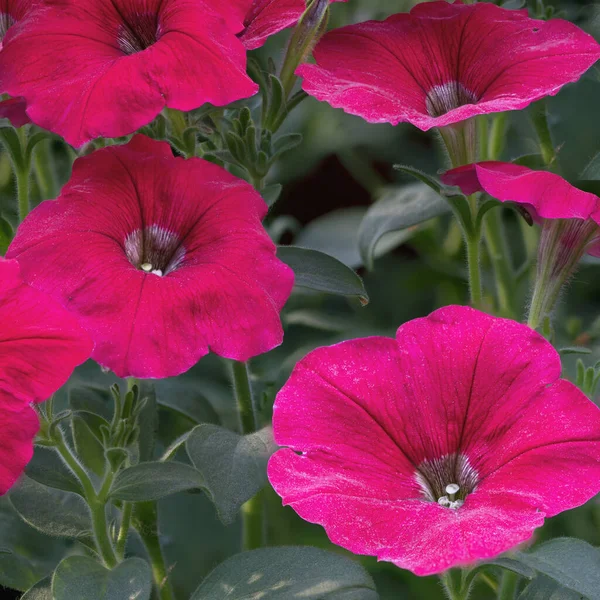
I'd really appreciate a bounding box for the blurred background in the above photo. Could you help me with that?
[1,0,600,598]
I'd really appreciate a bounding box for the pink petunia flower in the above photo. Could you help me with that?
[441,162,600,256]
[7,135,294,379]
[0,257,92,494]
[0,0,258,147]
[442,162,600,327]
[225,0,346,50]
[268,305,600,575]
[0,0,37,128]
[296,1,600,131]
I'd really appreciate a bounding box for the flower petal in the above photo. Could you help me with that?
[0,404,38,495]
[0,258,92,410]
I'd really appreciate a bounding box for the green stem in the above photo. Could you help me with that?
[497,571,519,600]
[134,502,174,600]
[230,360,265,550]
[231,361,257,435]
[55,433,118,568]
[16,164,30,222]
[440,570,468,600]
[466,232,483,310]
[33,139,58,200]
[488,112,508,161]
[530,100,557,171]
[483,209,516,317]
[116,502,133,559]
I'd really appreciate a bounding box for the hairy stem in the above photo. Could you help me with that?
[55,432,118,568]
[134,502,174,600]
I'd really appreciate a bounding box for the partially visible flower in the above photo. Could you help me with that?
[442,162,600,327]
[268,306,600,575]
[0,0,258,147]
[224,0,346,50]
[0,1,38,128]
[0,258,93,411]
[0,257,92,495]
[7,135,294,379]
[0,404,38,495]
[296,2,600,131]
[0,0,32,49]
[0,96,29,127]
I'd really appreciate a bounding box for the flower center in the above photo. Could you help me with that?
[117,12,161,55]
[415,453,479,510]
[124,225,185,277]
[425,82,478,118]
[0,13,16,42]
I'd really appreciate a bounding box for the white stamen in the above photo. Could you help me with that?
[141,263,153,272]
[445,483,460,496]
[151,269,163,277]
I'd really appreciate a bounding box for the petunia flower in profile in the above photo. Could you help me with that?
[296,1,600,131]
[268,305,600,575]
[0,257,92,495]
[7,135,294,379]
[441,162,600,328]
[0,0,258,147]
[225,0,346,50]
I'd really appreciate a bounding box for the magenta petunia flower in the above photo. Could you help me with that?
[268,306,600,575]
[296,1,600,131]
[7,135,294,379]
[0,257,92,495]
[441,162,600,256]
[0,0,258,147]
[225,0,346,50]
[0,258,92,412]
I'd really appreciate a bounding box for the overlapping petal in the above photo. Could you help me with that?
[268,306,600,575]
[441,162,600,255]
[296,1,600,130]
[227,0,346,50]
[0,0,258,147]
[7,135,294,379]
[0,96,29,127]
[0,258,92,411]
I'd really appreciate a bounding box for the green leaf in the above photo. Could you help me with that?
[262,183,283,207]
[558,346,593,356]
[190,547,379,599]
[518,575,584,600]
[358,183,451,270]
[0,215,13,254]
[0,550,44,592]
[295,207,413,269]
[581,151,600,179]
[186,425,277,524]
[69,385,114,421]
[52,556,152,600]
[9,476,91,539]
[516,538,600,599]
[72,416,106,477]
[513,154,547,170]
[109,461,205,502]
[26,447,83,495]
[465,557,536,590]
[0,498,69,591]
[277,246,369,304]
[22,576,53,600]
[573,180,600,197]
